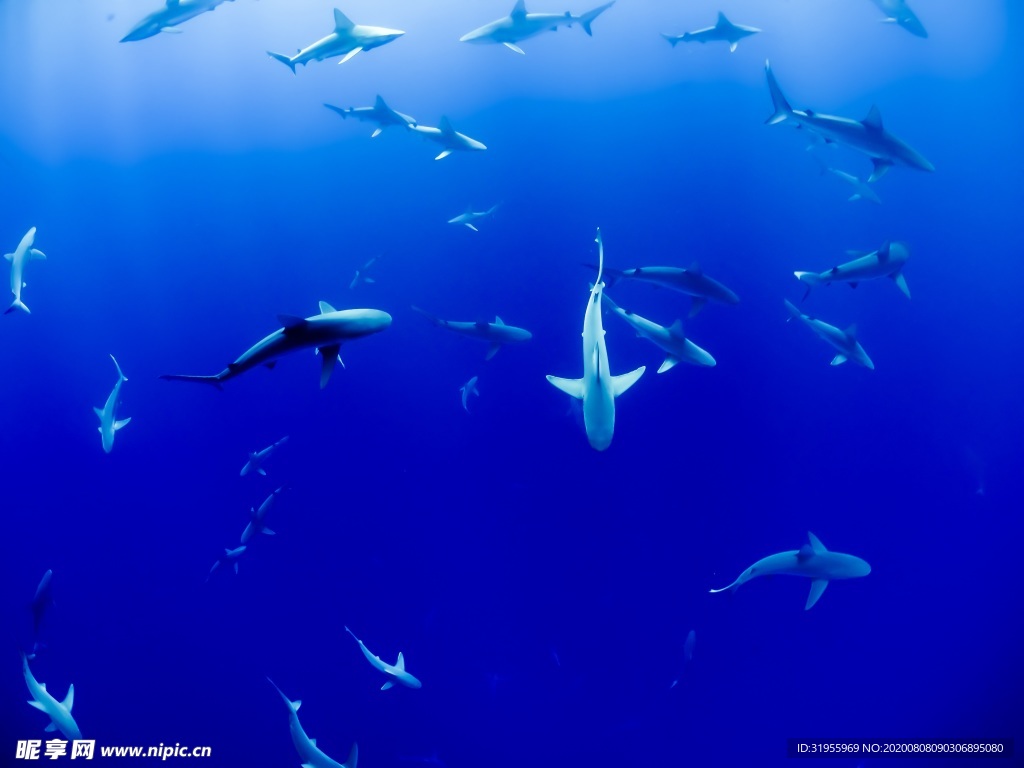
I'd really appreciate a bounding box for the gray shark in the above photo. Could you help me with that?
[345,626,422,690]
[870,0,927,38]
[784,299,874,370]
[599,262,739,317]
[460,0,614,55]
[4,226,45,314]
[817,159,881,204]
[325,95,416,138]
[410,117,487,160]
[447,203,500,232]
[268,8,404,73]
[268,679,358,768]
[547,230,645,451]
[710,532,871,610]
[603,293,715,373]
[241,487,282,544]
[31,569,54,639]
[460,375,480,412]
[241,436,288,477]
[120,0,235,42]
[23,653,81,740]
[161,302,391,388]
[94,355,131,454]
[766,60,934,181]
[412,306,531,360]
[349,257,378,290]
[795,240,910,299]
[207,545,246,580]
[662,12,761,53]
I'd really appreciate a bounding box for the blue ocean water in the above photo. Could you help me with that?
[2,1,1022,765]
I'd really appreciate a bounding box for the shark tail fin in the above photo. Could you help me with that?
[661,33,680,47]
[764,60,792,125]
[110,354,127,382]
[709,578,741,595]
[343,743,359,768]
[793,271,822,301]
[5,298,30,314]
[160,374,224,390]
[267,51,296,74]
[579,1,614,36]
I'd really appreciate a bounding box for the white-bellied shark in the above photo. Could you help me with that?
[710,532,871,610]
[325,95,416,138]
[447,203,500,232]
[345,626,422,690]
[603,293,715,373]
[207,545,246,580]
[241,487,282,544]
[94,355,131,454]
[410,118,487,160]
[268,8,404,73]
[870,0,927,38]
[241,436,288,477]
[23,653,81,740]
[120,0,235,43]
[4,226,45,315]
[350,257,378,290]
[161,302,391,389]
[460,0,614,54]
[412,306,531,360]
[765,60,934,181]
[547,229,645,451]
[795,240,910,299]
[662,12,760,53]
[460,375,480,412]
[597,262,739,317]
[267,678,358,768]
[784,299,874,370]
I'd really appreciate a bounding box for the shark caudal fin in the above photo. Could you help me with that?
[579,2,614,36]
[266,678,301,713]
[709,578,741,595]
[793,271,823,300]
[160,374,224,389]
[661,33,682,48]
[764,60,792,125]
[6,298,30,314]
[267,51,297,73]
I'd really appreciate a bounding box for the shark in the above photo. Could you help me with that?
[870,0,927,38]
[267,679,358,768]
[710,532,871,610]
[410,118,487,160]
[784,299,874,370]
[30,570,54,655]
[207,545,246,580]
[795,240,910,299]
[662,12,761,53]
[547,229,645,451]
[412,307,531,360]
[603,293,715,373]
[765,60,934,181]
[350,257,379,290]
[460,375,480,412]
[241,487,282,544]
[345,626,422,690]
[23,653,81,740]
[670,629,696,688]
[120,0,235,42]
[94,355,131,454]
[460,0,615,55]
[241,436,288,477]
[447,203,500,232]
[268,8,404,73]
[597,262,739,317]
[815,156,882,204]
[161,302,391,389]
[4,226,45,314]
[324,96,416,138]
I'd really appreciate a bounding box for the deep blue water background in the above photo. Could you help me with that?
[1,1,1022,766]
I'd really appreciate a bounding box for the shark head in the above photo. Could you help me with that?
[362,27,406,50]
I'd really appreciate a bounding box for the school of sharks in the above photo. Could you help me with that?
[7,0,1007,765]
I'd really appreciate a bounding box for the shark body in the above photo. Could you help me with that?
[460,0,614,54]
[784,299,874,369]
[94,355,131,454]
[268,679,358,768]
[412,307,531,360]
[410,117,487,160]
[447,204,500,232]
[241,488,282,544]
[121,0,235,42]
[325,96,416,138]
[662,12,760,52]
[4,226,45,314]
[795,240,910,299]
[268,8,404,73]
[603,294,715,373]
[345,626,422,690]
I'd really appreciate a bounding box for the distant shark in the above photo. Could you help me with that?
[120,0,235,42]
[816,157,881,204]
[795,241,910,299]
[268,678,358,768]
[460,0,615,55]
[207,545,246,580]
[412,306,531,360]
[350,257,379,290]
[547,229,645,451]
[765,60,934,181]
[870,0,927,38]
[597,262,739,317]
[324,96,416,138]
[460,375,480,412]
[410,117,487,160]
[161,302,391,389]
[345,626,422,690]
[94,355,131,454]
[784,299,874,370]
[241,436,288,477]
[23,653,81,740]
[662,12,761,53]
[4,226,45,315]
[447,203,500,232]
[268,8,404,73]
[241,488,282,544]
[710,532,871,610]
[29,570,54,657]
[603,293,715,373]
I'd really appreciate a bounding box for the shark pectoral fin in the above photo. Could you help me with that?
[485,342,501,361]
[3,252,12,261]
[611,366,646,397]
[371,128,383,138]
[381,681,395,691]
[657,357,680,374]
[263,527,276,536]
[503,42,526,54]
[302,763,317,768]
[343,743,358,768]
[93,407,104,418]
[465,223,479,232]
[688,297,707,317]
[830,354,848,366]
[318,345,341,388]
[114,417,131,431]
[62,684,74,711]
[546,375,584,399]
[29,248,45,260]
[893,272,911,298]
[44,723,57,732]
[868,158,892,182]
[338,47,363,65]
[27,700,46,711]
[729,41,738,52]
[435,150,452,160]
[806,579,829,610]
[258,468,267,476]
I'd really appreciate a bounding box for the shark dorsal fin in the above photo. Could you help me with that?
[716,11,730,26]
[511,0,528,18]
[334,8,355,31]
[439,116,455,135]
[877,241,891,263]
[374,94,387,110]
[494,315,504,326]
[395,651,406,671]
[807,531,827,554]
[668,319,685,338]
[863,105,883,131]
[319,301,337,314]
[278,314,307,331]
[843,324,858,339]
[687,261,703,276]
